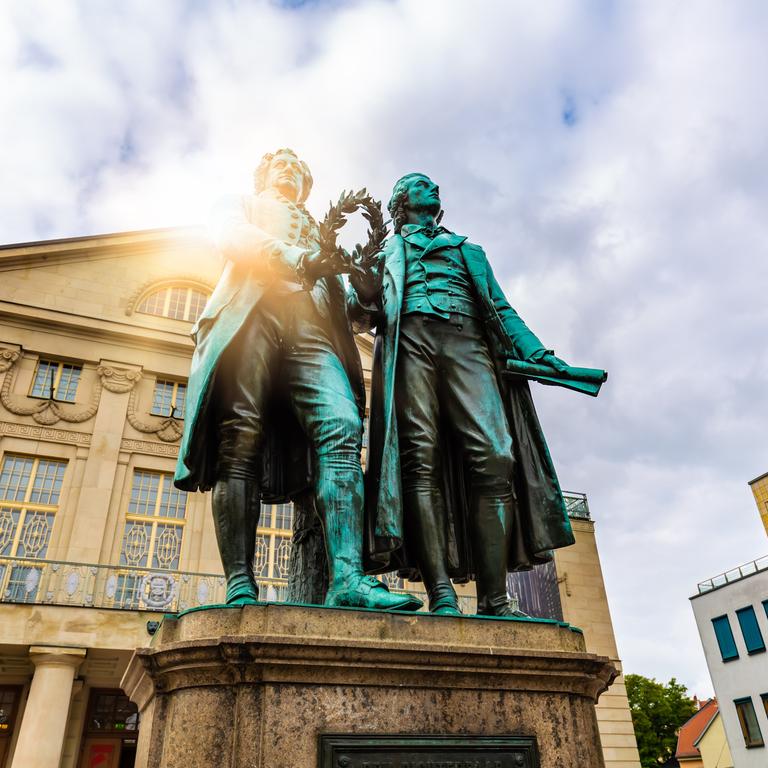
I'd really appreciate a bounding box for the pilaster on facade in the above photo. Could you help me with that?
[67,362,143,564]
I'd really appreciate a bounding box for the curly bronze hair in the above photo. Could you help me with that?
[387,172,442,234]
[253,148,313,204]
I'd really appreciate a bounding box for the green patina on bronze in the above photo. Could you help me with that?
[347,172,606,617]
[173,149,420,612]
[175,156,605,618]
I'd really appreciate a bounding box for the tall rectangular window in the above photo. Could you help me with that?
[120,471,187,570]
[736,606,766,654]
[254,503,294,584]
[735,697,764,748]
[150,380,186,419]
[712,615,739,661]
[0,454,66,559]
[30,360,82,402]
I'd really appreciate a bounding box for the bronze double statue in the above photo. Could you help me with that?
[175,149,606,616]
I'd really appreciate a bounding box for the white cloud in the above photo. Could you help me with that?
[2,0,768,696]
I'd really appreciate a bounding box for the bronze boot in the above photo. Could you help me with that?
[321,465,422,611]
[405,490,462,616]
[211,477,261,605]
[472,494,520,617]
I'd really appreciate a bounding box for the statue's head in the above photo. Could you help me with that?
[254,148,313,204]
[387,173,442,233]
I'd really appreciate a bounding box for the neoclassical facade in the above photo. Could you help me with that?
[0,228,639,768]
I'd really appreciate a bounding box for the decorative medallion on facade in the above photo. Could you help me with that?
[141,573,177,609]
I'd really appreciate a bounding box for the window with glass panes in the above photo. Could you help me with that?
[735,697,764,748]
[151,380,186,419]
[136,286,210,322]
[254,503,294,584]
[29,359,82,402]
[0,454,67,602]
[85,689,139,735]
[120,471,187,572]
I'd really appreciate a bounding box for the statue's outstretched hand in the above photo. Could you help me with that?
[349,250,384,304]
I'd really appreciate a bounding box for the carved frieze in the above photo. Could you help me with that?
[0,421,91,445]
[120,439,180,457]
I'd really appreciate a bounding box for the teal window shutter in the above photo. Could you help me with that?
[736,606,766,655]
[712,615,739,661]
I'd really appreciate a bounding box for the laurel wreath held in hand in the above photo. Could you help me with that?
[318,189,388,273]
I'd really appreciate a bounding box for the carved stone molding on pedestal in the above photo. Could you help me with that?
[123,604,618,768]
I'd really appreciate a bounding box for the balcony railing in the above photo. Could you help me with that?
[0,556,231,613]
[696,555,768,594]
[0,556,485,615]
[1,490,592,615]
[564,491,591,520]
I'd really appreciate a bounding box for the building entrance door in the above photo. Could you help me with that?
[78,690,138,768]
[0,686,22,768]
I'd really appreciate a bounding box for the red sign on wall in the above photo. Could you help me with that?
[87,743,115,768]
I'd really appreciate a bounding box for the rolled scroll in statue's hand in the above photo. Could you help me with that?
[504,359,608,397]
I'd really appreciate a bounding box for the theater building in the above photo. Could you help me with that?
[0,228,639,768]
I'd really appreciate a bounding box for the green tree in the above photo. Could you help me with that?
[625,674,698,767]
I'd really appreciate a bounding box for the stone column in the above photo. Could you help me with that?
[11,646,86,768]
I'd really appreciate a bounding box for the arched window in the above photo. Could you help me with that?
[135,285,210,322]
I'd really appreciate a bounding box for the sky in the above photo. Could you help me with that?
[2,0,768,696]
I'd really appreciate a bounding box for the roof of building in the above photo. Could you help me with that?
[692,555,768,598]
[675,699,718,760]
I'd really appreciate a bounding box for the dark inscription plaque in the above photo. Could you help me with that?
[319,735,539,768]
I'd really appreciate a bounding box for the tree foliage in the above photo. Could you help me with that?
[625,673,698,767]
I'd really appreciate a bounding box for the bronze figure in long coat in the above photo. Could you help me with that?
[350,173,576,616]
[175,149,421,612]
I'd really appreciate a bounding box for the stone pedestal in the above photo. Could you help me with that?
[122,604,617,767]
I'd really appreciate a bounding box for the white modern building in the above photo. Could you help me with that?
[691,556,768,767]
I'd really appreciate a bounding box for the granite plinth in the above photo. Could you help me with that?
[122,603,617,767]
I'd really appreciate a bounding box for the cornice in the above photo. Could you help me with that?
[0,226,213,271]
[0,301,195,356]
